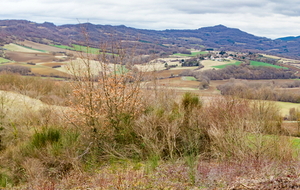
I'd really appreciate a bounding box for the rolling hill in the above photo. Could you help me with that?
[0,20,300,58]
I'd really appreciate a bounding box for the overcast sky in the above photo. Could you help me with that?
[1,0,300,39]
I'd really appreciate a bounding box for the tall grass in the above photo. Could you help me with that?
[0,72,71,105]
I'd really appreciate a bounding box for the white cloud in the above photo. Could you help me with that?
[1,0,300,39]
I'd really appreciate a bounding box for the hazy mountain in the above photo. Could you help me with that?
[277,36,300,41]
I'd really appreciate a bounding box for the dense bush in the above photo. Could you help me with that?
[0,71,295,188]
[183,64,297,81]
[0,65,31,75]
[218,79,300,103]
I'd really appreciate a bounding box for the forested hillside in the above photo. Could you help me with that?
[1,20,300,58]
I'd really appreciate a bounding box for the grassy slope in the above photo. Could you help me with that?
[51,44,100,54]
[4,43,47,53]
[0,57,11,63]
[212,61,242,69]
[212,60,288,69]
[250,61,288,69]
[50,44,75,50]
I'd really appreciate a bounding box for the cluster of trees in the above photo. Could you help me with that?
[0,65,31,75]
[200,64,296,80]
[180,63,298,90]
[181,57,203,67]
[181,64,297,82]
[217,79,300,103]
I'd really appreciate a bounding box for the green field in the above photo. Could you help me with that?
[50,44,76,51]
[250,61,288,69]
[51,44,100,54]
[114,65,129,74]
[51,44,117,55]
[173,51,208,57]
[72,44,100,54]
[0,57,11,63]
[182,76,197,81]
[212,61,288,69]
[291,137,300,150]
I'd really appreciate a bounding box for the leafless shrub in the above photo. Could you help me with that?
[0,65,31,75]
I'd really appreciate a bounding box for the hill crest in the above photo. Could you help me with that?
[0,20,299,58]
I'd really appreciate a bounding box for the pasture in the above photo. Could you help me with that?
[211,61,242,69]
[212,60,289,69]
[250,61,288,69]
[51,44,102,54]
[200,59,237,70]
[0,57,11,63]
[50,44,75,51]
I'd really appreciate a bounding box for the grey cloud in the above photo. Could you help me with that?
[167,0,268,14]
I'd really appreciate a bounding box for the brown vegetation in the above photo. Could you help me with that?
[0,68,298,189]
[218,79,300,103]
[184,64,297,80]
[5,52,55,63]
[0,34,300,189]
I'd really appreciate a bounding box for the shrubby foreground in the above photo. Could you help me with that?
[0,71,299,189]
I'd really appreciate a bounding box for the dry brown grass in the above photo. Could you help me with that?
[19,40,66,52]
[39,62,64,67]
[6,51,55,63]
[31,67,69,77]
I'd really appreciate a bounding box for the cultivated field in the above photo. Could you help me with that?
[5,51,56,63]
[3,43,45,53]
[20,40,67,52]
[200,59,236,70]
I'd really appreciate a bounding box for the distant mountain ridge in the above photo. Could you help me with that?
[0,20,300,58]
[277,36,300,41]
